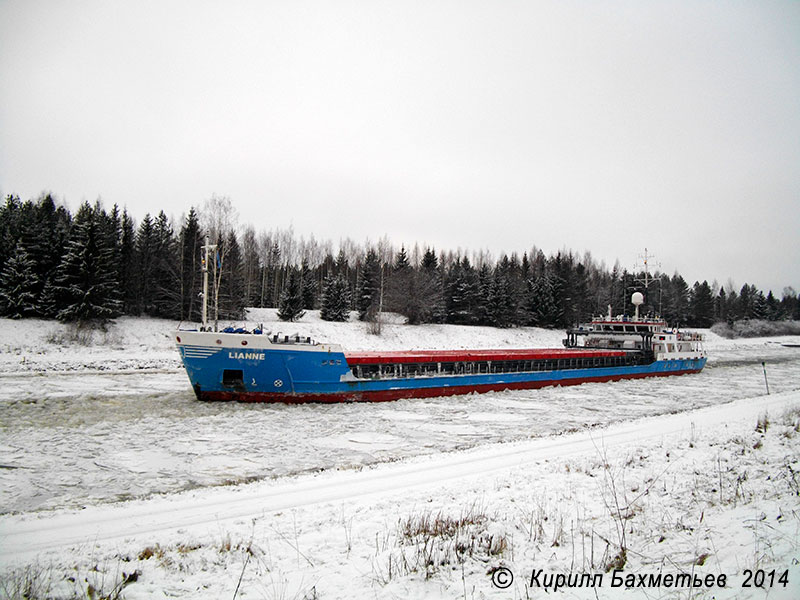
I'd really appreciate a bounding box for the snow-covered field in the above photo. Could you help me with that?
[1,312,799,599]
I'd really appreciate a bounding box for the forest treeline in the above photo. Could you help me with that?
[1,193,798,329]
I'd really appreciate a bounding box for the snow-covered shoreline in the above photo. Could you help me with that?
[1,310,798,375]
[1,314,799,598]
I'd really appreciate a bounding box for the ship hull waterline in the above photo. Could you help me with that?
[190,361,707,403]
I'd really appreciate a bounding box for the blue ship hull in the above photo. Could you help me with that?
[176,332,707,403]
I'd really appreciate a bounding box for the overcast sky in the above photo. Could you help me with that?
[1,0,798,294]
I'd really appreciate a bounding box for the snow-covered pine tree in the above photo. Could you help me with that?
[490,271,515,328]
[751,288,768,320]
[277,267,305,322]
[419,248,446,324]
[765,290,780,321]
[320,275,351,321]
[241,226,261,308]
[571,262,590,325]
[179,207,203,321]
[265,242,282,307]
[446,257,479,325]
[334,249,349,275]
[689,280,714,327]
[99,203,123,299]
[0,243,38,318]
[332,248,353,305]
[356,248,381,321]
[19,195,69,316]
[134,214,155,315]
[119,209,137,314]
[384,246,412,320]
[0,195,23,277]
[94,202,124,315]
[150,211,182,319]
[714,287,727,323]
[300,258,316,309]
[529,272,561,327]
[218,230,245,319]
[475,263,495,326]
[51,202,121,324]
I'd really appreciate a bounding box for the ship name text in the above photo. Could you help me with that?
[228,351,266,361]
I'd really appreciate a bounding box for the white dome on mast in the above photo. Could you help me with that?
[631,291,644,319]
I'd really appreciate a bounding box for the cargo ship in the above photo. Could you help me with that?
[175,242,706,403]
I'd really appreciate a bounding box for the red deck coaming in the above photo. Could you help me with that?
[344,347,627,366]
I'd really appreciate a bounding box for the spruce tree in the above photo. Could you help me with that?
[150,211,181,318]
[0,195,22,276]
[689,280,714,327]
[300,258,316,309]
[725,289,739,325]
[356,248,381,320]
[179,207,203,321]
[320,275,351,321]
[51,202,121,324]
[95,202,124,313]
[446,257,479,325]
[385,246,414,321]
[765,291,779,321]
[781,288,800,320]
[212,231,245,320]
[277,267,305,322]
[571,263,590,325]
[714,288,727,324]
[751,289,768,320]
[241,226,261,308]
[418,248,445,324]
[334,249,349,276]
[738,284,753,319]
[265,242,282,307]
[490,272,515,328]
[23,194,69,315]
[520,277,537,325]
[529,273,561,327]
[134,214,155,315]
[476,263,495,326]
[0,243,38,318]
[119,210,137,314]
[668,275,690,325]
[421,247,438,271]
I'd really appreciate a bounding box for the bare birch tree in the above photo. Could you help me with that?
[201,194,238,328]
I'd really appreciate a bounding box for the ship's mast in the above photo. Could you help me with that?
[634,248,661,315]
[201,236,217,330]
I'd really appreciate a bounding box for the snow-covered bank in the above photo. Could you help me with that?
[0,316,181,375]
[2,310,798,377]
[2,391,799,599]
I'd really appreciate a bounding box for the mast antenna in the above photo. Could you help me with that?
[201,236,217,331]
[634,248,661,309]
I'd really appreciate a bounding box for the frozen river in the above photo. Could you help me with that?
[1,344,799,513]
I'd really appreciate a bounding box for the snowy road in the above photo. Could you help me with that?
[3,388,799,566]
